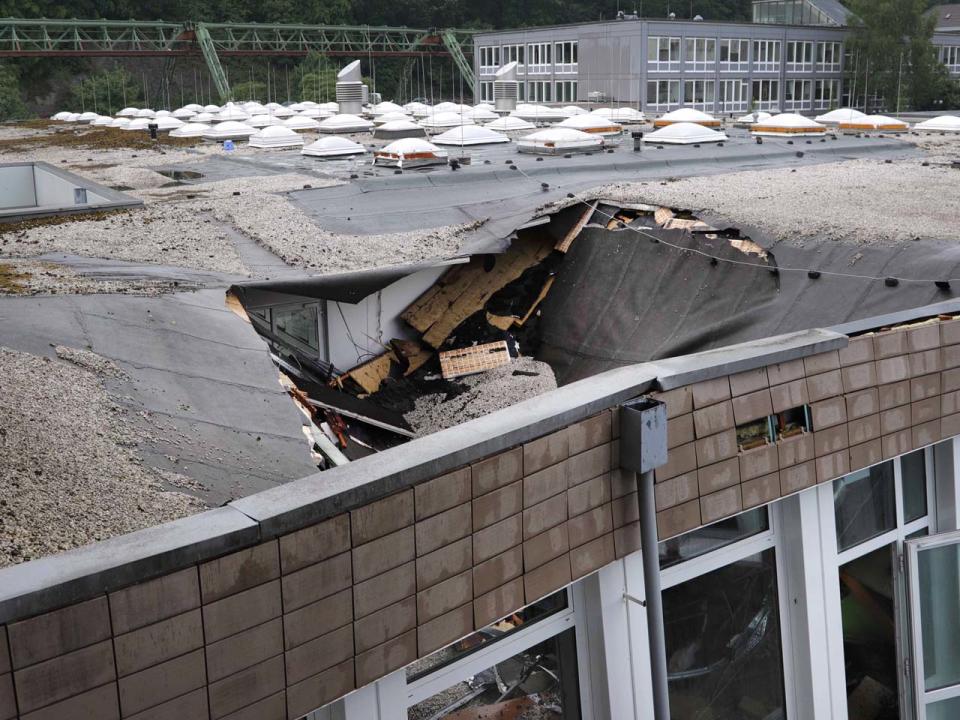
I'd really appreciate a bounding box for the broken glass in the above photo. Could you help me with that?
[662,548,786,719]
[834,462,896,552]
[659,507,769,570]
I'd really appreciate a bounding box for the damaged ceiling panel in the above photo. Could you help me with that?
[538,219,960,385]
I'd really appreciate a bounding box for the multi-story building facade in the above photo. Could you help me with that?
[474,2,960,113]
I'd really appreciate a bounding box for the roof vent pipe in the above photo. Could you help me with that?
[494,62,519,114]
[336,60,367,116]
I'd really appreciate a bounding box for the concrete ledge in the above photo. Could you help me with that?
[0,507,259,624]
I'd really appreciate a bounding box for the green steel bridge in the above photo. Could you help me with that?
[0,18,476,101]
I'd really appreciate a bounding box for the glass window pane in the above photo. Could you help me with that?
[902,450,928,524]
[406,626,580,718]
[918,543,960,691]
[659,507,769,569]
[406,590,567,682]
[927,696,960,720]
[834,462,896,552]
[274,305,319,352]
[663,548,785,719]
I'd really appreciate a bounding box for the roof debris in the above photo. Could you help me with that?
[440,340,512,380]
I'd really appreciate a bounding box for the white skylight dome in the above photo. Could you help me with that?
[643,122,728,144]
[420,112,473,131]
[154,116,185,131]
[110,117,132,128]
[432,125,511,146]
[124,118,152,131]
[135,108,156,118]
[814,107,867,125]
[461,108,499,123]
[839,114,909,132]
[172,107,196,119]
[404,102,431,118]
[183,103,204,113]
[283,116,321,131]
[77,111,98,123]
[203,120,257,140]
[374,138,448,168]
[288,103,307,112]
[736,111,772,124]
[202,104,221,113]
[370,101,405,116]
[511,104,567,122]
[302,135,366,158]
[473,103,496,113]
[373,120,427,140]
[751,113,827,136]
[592,107,646,123]
[265,102,282,110]
[91,115,114,127]
[654,108,719,128]
[562,105,588,116]
[318,114,373,133]
[217,104,250,121]
[64,113,82,122]
[154,110,171,118]
[194,112,217,123]
[169,122,211,138]
[558,114,623,137]
[486,116,536,133]
[300,101,320,108]
[915,115,960,132]
[249,125,305,148]
[248,114,284,128]
[270,106,295,118]
[432,102,469,113]
[517,127,604,154]
[319,102,339,113]
[116,107,139,117]
[298,108,329,119]
[52,111,72,121]
[243,102,268,115]
[373,111,411,126]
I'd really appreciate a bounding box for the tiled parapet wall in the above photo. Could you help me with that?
[0,411,637,720]
[651,318,960,540]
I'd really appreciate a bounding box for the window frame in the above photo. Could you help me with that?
[751,78,781,111]
[684,37,716,72]
[554,80,578,103]
[683,78,716,111]
[719,78,749,112]
[786,40,814,73]
[816,41,842,72]
[783,79,812,111]
[719,38,750,72]
[555,40,578,74]
[648,36,681,72]
[645,79,680,110]
[526,80,552,102]
[753,39,782,73]
[527,42,553,74]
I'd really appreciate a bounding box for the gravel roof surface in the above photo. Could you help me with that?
[598,135,960,246]
[0,347,205,566]
[404,356,557,436]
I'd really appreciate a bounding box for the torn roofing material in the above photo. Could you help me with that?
[0,288,317,503]
[538,222,960,385]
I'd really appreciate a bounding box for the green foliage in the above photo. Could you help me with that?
[230,80,267,103]
[67,66,142,115]
[844,0,948,111]
[0,62,28,120]
[296,53,338,103]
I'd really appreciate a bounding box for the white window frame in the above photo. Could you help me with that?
[719,78,748,112]
[526,80,552,102]
[478,46,500,75]
[478,81,493,103]
[554,40,578,74]
[814,79,840,110]
[752,79,781,111]
[720,38,749,72]
[941,46,960,73]
[683,78,715,111]
[784,79,812,111]
[684,37,716,72]
[816,449,938,720]
[527,42,552,74]
[786,40,813,73]
[648,36,681,72]
[502,43,526,72]
[817,41,841,72]
[554,80,578,103]
[645,79,680,110]
[753,39,781,72]
[658,504,799,720]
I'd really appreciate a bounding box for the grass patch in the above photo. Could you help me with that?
[0,126,201,152]
[0,262,30,293]
[0,208,132,235]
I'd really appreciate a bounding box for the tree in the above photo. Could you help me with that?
[67,66,143,115]
[0,63,29,120]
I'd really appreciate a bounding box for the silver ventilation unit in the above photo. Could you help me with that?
[493,62,519,113]
[336,60,367,116]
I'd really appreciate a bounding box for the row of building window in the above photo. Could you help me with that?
[647,38,841,73]
[646,78,841,111]
[478,41,578,73]
[477,80,578,102]
[939,45,960,73]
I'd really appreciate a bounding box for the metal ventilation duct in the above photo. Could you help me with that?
[493,61,519,113]
[336,60,367,116]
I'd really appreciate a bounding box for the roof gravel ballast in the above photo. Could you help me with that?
[558,114,624,137]
[301,135,367,158]
[318,113,373,133]
[432,125,511,146]
[815,107,867,125]
[653,107,720,128]
[248,125,305,149]
[373,138,448,168]
[203,120,258,140]
[915,115,960,132]
[642,121,729,145]
[517,127,604,154]
[751,113,827,136]
[169,122,211,138]
[373,120,427,140]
